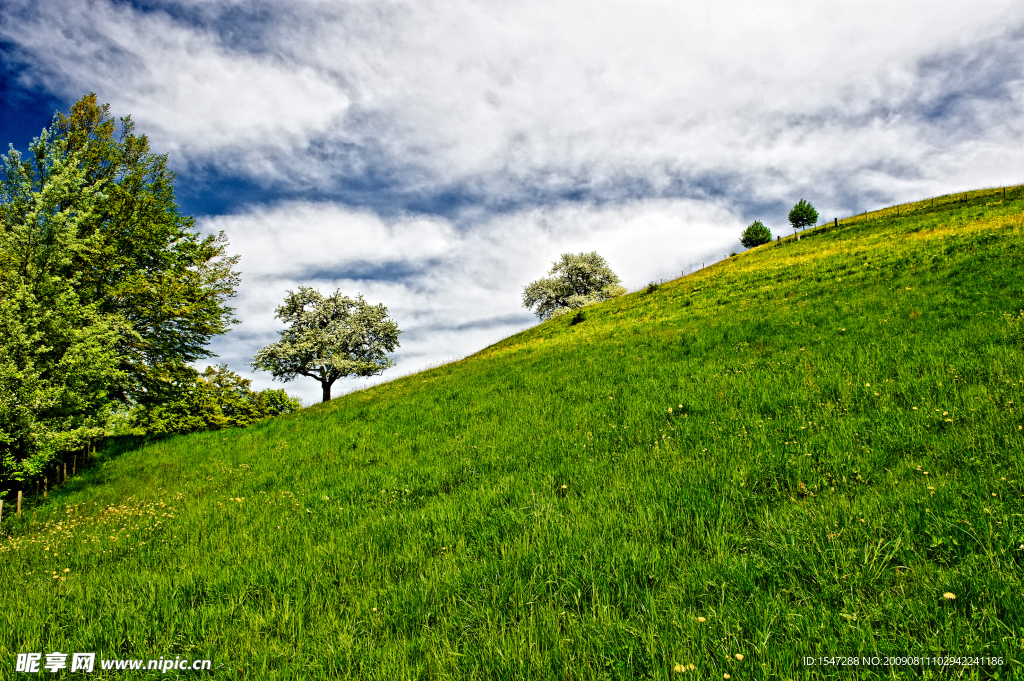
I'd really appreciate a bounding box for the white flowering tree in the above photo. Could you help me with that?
[522,251,627,321]
[251,287,401,402]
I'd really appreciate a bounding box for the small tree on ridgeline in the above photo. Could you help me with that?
[740,220,772,248]
[522,252,626,321]
[788,199,819,234]
[251,287,401,402]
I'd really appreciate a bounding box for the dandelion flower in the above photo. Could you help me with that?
[992,493,997,497]
[673,663,685,673]
[724,675,731,679]
[63,568,70,573]
[373,607,378,612]
[943,592,956,600]
[735,654,744,661]
[668,407,673,413]
[697,617,706,622]
[913,407,918,410]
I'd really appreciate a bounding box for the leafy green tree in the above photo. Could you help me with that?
[0,94,241,482]
[788,199,819,232]
[522,252,626,321]
[131,365,302,435]
[251,287,402,402]
[3,94,240,406]
[740,220,772,248]
[0,132,127,482]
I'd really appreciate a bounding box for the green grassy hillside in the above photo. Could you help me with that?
[3,187,1024,680]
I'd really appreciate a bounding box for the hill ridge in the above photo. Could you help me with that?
[2,186,1023,679]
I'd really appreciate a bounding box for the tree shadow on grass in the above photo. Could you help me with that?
[0,433,175,518]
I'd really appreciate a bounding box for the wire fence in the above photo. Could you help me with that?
[812,182,1023,234]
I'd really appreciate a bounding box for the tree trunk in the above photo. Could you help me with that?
[322,382,332,402]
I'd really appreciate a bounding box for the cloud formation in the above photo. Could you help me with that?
[4,0,1023,212]
[3,0,1023,401]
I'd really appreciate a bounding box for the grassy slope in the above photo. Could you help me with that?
[2,187,1024,680]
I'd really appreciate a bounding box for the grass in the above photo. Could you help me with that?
[2,185,1024,679]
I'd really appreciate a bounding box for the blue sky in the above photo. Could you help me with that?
[2,0,1023,403]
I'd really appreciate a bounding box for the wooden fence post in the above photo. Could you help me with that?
[1,499,4,527]
[44,476,48,498]
[17,490,21,517]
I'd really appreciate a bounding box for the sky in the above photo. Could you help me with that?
[2,0,1023,404]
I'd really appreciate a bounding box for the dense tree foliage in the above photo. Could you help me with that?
[0,94,242,483]
[130,365,301,435]
[252,287,402,402]
[522,252,626,321]
[0,132,126,481]
[740,220,772,248]
[788,199,819,232]
[45,95,240,402]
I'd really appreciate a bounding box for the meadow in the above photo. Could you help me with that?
[1,186,1023,679]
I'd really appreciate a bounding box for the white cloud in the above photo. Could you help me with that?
[205,203,455,279]
[3,0,350,166]
[201,197,740,403]
[4,0,1023,204]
